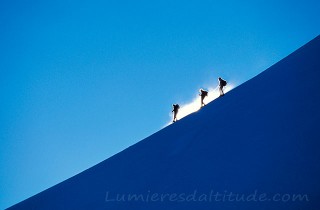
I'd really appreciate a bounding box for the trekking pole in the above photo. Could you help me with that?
[212,85,219,91]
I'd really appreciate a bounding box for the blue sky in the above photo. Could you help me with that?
[1,0,319,208]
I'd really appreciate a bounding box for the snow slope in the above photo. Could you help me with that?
[7,35,320,210]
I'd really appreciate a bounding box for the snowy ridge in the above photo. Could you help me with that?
[7,35,320,210]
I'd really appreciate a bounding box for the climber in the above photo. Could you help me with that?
[172,104,180,122]
[218,77,227,96]
[199,89,208,107]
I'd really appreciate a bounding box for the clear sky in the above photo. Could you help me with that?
[0,0,319,208]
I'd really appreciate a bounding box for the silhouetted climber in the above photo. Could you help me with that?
[199,89,208,107]
[218,77,227,96]
[172,104,180,123]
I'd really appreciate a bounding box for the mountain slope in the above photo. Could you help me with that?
[8,35,320,210]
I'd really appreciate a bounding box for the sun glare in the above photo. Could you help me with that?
[167,83,234,125]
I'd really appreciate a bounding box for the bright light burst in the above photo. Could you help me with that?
[167,83,235,125]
